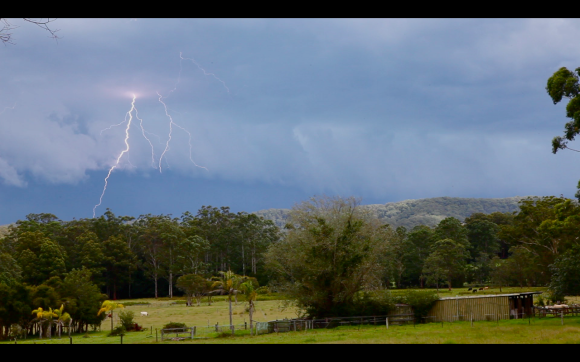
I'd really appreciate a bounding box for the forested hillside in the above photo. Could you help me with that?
[255,196,527,229]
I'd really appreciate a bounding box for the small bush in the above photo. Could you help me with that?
[119,310,136,331]
[9,324,25,339]
[163,322,187,330]
[108,326,126,337]
[256,286,271,295]
[83,333,90,338]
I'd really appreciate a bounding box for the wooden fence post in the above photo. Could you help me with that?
[155,328,158,343]
[386,317,389,329]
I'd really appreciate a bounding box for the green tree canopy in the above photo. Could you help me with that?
[549,245,580,299]
[422,239,469,291]
[546,66,580,153]
[265,196,392,318]
[0,253,22,285]
[59,269,107,332]
[434,217,469,247]
[176,274,212,307]
[499,196,580,279]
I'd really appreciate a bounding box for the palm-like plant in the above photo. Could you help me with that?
[54,304,72,338]
[240,281,258,336]
[97,300,125,331]
[212,270,241,334]
[31,307,58,339]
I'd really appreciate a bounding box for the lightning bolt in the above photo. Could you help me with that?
[135,107,157,168]
[179,52,230,94]
[93,95,137,218]
[100,119,127,135]
[157,92,208,172]
[92,51,223,217]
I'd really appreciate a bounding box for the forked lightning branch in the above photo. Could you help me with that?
[93,53,227,218]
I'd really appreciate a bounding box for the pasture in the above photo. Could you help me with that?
[4,313,580,344]
[5,287,580,345]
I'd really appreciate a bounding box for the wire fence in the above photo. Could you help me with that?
[255,314,416,335]
[160,323,254,341]
[158,299,580,341]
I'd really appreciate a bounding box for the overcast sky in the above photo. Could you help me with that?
[1,18,579,223]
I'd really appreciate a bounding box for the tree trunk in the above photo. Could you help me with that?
[169,272,173,299]
[154,273,158,299]
[111,311,114,331]
[229,295,234,335]
[249,302,254,336]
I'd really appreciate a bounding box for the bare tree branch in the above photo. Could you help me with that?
[0,18,60,45]
[564,145,580,153]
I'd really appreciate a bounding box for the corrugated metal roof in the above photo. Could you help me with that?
[439,292,542,301]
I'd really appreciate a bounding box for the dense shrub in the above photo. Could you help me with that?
[9,324,25,339]
[163,322,187,330]
[119,310,136,331]
[395,290,439,323]
[256,286,271,295]
[108,326,126,337]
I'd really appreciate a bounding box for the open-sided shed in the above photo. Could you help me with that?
[427,292,541,322]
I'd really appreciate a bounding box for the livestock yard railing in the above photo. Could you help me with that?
[161,323,255,340]
[256,314,415,335]
[534,305,580,318]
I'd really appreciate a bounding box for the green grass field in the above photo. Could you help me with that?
[5,315,580,344]
[4,287,579,344]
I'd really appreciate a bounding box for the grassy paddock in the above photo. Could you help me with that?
[6,288,574,345]
[0,297,297,345]
[6,315,580,344]
[179,316,580,344]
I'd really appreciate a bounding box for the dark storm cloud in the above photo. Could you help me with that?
[1,18,580,221]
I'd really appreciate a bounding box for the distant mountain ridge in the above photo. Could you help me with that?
[0,196,528,235]
[254,196,529,229]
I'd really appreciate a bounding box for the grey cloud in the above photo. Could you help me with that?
[0,157,26,187]
[1,18,580,209]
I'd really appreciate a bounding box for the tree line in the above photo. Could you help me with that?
[2,195,579,336]
[0,206,279,339]
[265,195,580,318]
